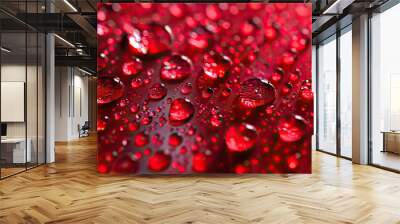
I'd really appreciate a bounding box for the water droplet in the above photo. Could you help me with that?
[277,115,306,142]
[225,123,257,152]
[148,83,167,100]
[169,98,195,124]
[97,77,124,104]
[168,133,183,147]
[202,51,232,80]
[112,156,137,173]
[131,78,143,89]
[239,78,275,109]
[134,132,149,147]
[192,152,209,173]
[201,87,213,99]
[188,26,213,50]
[128,23,172,56]
[122,57,142,76]
[148,151,171,172]
[180,83,192,95]
[264,25,278,41]
[160,55,192,82]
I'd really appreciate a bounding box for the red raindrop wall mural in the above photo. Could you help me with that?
[97,3,313,174]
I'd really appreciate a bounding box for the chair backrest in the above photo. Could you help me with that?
[82,121,90,129]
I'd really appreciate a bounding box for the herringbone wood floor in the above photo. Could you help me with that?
[1,135,400,224]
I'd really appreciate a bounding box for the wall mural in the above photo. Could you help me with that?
[97,3,313,174]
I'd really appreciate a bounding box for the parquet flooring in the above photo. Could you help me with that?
[1,135,400,224]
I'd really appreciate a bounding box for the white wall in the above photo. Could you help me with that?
[54,67,89,141]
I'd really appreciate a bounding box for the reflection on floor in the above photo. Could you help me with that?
[373,150,400,171]
[0,135,400,223]
[0,163,42,178]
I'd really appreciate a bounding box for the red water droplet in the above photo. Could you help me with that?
[160,55,192,81]
[97,77,124,104]
[168,133,182,147]
[148,83,167,100]
[134,132,149,147]
[131,78,143,89]
[192,152,208,173]
[188,26,213,51]
[206,4,221,20]
[128,23,172,56]
[300,88,313,102]
[201,87,213,99]
[264,25,278,41]
[210,114,223,128]
[97,162,110,173]
[148,151,171,172]
[281,83,292,96]
[235,164,249,174]
[169,98,195,124]
[180,83,192,95]
[281,52,296,67]
[202,51,232,80]
[290,34,308,53]
[122,57,143,76]
[287,155,299,169]
[97,120,107,131]
[239,78,276,109]
[225,123,257,152]
[128,122,139,131]
[277,115,306,142]
[112,156,137,173]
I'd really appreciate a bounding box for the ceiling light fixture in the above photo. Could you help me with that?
[1,47,11,53]
[54,34,75,48]
[322,0,354,15]
[63,0,78,12]
[78,67,94,76]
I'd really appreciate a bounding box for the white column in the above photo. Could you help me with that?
[352,14,369,164]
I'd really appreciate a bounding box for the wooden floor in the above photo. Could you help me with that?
[1,135,400,224]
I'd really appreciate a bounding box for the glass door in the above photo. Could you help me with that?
[317,35,337,154]
[339,26,352,158]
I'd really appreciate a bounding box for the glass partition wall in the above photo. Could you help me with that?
[370,3,400,171]
[0,1,46,179]
[315,26,353,159]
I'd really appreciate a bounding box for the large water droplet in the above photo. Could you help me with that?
[128,23,172,57]
[148,83,167,100]
[160,55,192,82]
[169,98,195,124]
[97,77,124,104]
[239,78,275,109]
[277,115,306,142]
[202,51,232,80]
[148,151,171,172]
[225,123,257,152]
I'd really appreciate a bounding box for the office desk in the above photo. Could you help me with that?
[1,138,31,163]
[382,131,400,154]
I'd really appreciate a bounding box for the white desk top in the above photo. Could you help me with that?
[1,138,28,143]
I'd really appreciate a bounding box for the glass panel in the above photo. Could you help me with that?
[371,4,400,171]
[339,29,352,158]
[38,32,45,165]
[27,30,38,169]
[1,30,27,177]
[317,36,337,154]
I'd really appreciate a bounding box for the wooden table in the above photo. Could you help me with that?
[381,131,400,154]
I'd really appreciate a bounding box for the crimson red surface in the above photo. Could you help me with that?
[97,3,313,174]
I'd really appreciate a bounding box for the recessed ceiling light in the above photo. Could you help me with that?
[63,0,78,12]
[54,34,75,48]
[1,47,11,53]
